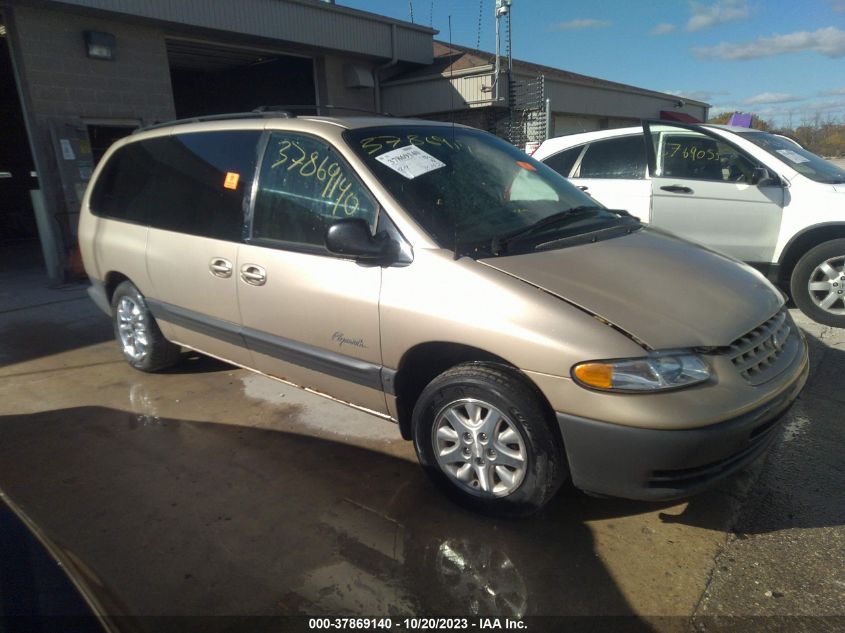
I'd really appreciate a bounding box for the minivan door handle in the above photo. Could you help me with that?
[209,257,233,278]
[660,185,693,194]
[240,264,267,286]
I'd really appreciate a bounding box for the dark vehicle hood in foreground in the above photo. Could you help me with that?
[480,227,783,349]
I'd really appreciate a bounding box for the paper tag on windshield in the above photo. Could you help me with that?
[776,149,809,164]
[375,145,445,179]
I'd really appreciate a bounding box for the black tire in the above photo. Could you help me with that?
[412,363,566,517]
[111,281,182,371]
[790,239,845,328]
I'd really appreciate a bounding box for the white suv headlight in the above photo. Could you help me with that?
[572,353,711,392]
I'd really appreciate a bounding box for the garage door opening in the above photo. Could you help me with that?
[0,14,39,258]
[167,39,317,119]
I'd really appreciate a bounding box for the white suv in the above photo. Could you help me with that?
[534,122,845,328]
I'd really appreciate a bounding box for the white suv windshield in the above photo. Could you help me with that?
[345,126,633,256]
[737,131,845,184]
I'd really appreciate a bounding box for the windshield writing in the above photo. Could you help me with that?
[345,126,621,256]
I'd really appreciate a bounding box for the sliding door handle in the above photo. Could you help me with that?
[240,264,267,286]
[209,257,233,278]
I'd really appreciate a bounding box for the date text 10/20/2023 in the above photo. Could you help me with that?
[308,617,527,630]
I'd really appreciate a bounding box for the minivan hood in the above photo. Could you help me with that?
[480,227,783,349]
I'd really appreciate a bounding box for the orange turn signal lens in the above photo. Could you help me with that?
[573,363,613,389]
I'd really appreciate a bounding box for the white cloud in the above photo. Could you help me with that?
[821,86,845,96]
[650,23,676,36]
[686,0,750,32]
[693,27,845,60]
[807,98,845,113]
[551,19,612,31]
[709,105,740,115]
[743,92,803,105]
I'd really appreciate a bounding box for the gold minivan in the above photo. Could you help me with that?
[79,114,809,516]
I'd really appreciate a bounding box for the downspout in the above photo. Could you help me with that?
[374,24,398,114]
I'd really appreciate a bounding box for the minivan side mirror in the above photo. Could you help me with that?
[751,166,778,186]
[325,218,399,262]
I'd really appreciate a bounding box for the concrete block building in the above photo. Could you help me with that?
[0,1,708,282]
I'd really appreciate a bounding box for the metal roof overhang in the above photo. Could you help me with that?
[42,0,435,64]
[660,110,702,123]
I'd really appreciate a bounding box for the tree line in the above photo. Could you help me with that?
[707,112,845,158]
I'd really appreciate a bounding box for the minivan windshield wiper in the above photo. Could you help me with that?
[491,205,625,255]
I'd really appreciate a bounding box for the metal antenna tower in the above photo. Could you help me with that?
[476,0,484,49]
[493,0,511,102]
[491,1,549,149]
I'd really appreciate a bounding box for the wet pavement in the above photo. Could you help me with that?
[0,262,843,632]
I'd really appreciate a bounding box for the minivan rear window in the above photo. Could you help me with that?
[90,141,157,224]
[90,130,261,241]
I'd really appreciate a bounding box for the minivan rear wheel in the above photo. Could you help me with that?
[412,363,565,517]
[111,281,181,371]
[790,239,845,328]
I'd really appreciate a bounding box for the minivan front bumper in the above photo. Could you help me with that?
[556,348,809,501]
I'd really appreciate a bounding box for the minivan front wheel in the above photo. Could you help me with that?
[111,281,181,371]
[790,239,845,328]
[412,363,565,517]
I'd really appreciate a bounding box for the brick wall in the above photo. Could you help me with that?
[12,5,175,123]
[6,4,177,279]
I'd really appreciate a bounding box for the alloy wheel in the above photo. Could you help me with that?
[116,296,149,361]
[807,255,845,315]
[432,398,527,497]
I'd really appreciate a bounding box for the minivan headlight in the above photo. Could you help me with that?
[572,353,711,392]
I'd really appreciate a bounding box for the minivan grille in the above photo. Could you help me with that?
[727,308,794,384]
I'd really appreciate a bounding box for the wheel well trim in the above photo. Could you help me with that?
[392,341,556,441]
[103,271,132,303]
[777,223,845,279]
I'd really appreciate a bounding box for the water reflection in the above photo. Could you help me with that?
[288,498,530,617]
[0,407,639,621]
[433,539,528,617]
[128,383,161,427]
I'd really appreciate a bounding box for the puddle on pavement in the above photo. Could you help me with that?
[239,372,402,442]
[0,407,642,619]
[128,383,162,426]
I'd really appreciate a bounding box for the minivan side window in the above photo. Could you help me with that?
[90,131,261,241]
[576,136,646,179]
[252,133,377,248]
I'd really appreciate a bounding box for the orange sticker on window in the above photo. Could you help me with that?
[224,172,240,190]
[516,161,536,171]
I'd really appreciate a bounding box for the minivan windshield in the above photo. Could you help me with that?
[736,131,845,184]
[344,126,636,257]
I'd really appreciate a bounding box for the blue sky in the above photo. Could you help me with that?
[340,0,845,127]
